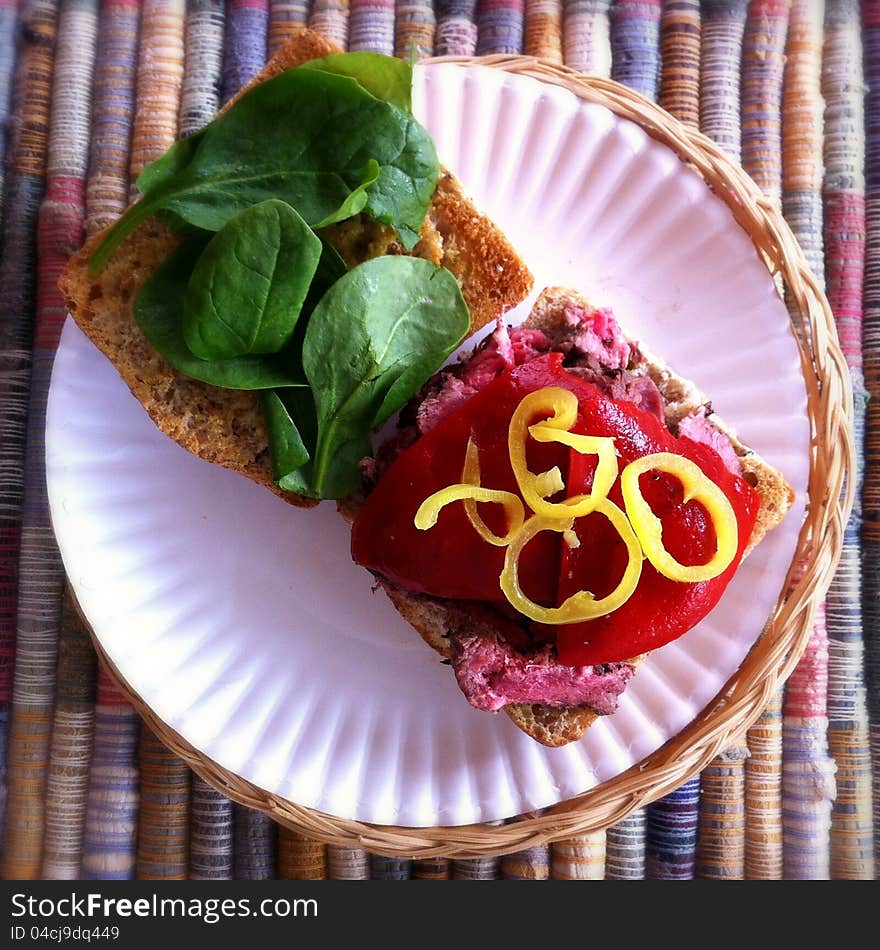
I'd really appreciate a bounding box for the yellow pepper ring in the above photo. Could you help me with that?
[499,498,644,624]
[461,439,525,546]
[414,482,525,547]
[620,452,738,583]
[508,386,619,519]
[532,466,565,499]
[508,388,578,513]
[529,424,619,516]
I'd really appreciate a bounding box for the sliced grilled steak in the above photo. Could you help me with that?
[451,633,634,713]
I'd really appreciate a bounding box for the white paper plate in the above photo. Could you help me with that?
[47,63,809,827]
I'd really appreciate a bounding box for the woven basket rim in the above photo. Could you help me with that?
[78,55,853,859]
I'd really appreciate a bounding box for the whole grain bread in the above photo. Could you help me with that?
[58,30,533,508]
[376,287,795,747]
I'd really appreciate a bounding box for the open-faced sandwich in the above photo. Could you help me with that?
[60,32,794,749]
[350,287,794,746]
[62,31,532,508]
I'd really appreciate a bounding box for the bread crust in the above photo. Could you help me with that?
[58,30,533,508]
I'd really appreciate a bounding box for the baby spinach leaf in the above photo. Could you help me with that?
[315,158,381,229]
[261,387,320,496]
[302,256,470,499]
[314,238,348,290]
[261,244,346,495]
[261,390,311,487]
[362,109,438,250]
[301,52,413,112]
[182,200,322,361]
[135,238,307,390]
[135,131,201,198]
[302,238,348,319]
[90,66,438,271]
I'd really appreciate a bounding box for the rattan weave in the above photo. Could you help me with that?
[79,54,852,859]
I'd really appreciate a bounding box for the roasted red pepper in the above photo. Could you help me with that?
[350,354,760,664]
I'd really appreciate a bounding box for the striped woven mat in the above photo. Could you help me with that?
[0,0,876,881]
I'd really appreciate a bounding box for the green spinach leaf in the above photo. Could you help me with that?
[261,390,311,489]
[260,242,346,496]
[302,256,469,499]
[301,238,348,322]
[90,66,438,272]
[301,52,413,112]
[182,200,322,361]
[261,387,320,496]
[315,158,381,229]
[362,110,438,250]
[135,238,307,390]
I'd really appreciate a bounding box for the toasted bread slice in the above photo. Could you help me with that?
[58,30,533,508]
[377,287,795,747]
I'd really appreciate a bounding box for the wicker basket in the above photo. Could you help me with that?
[86,57,852,859]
